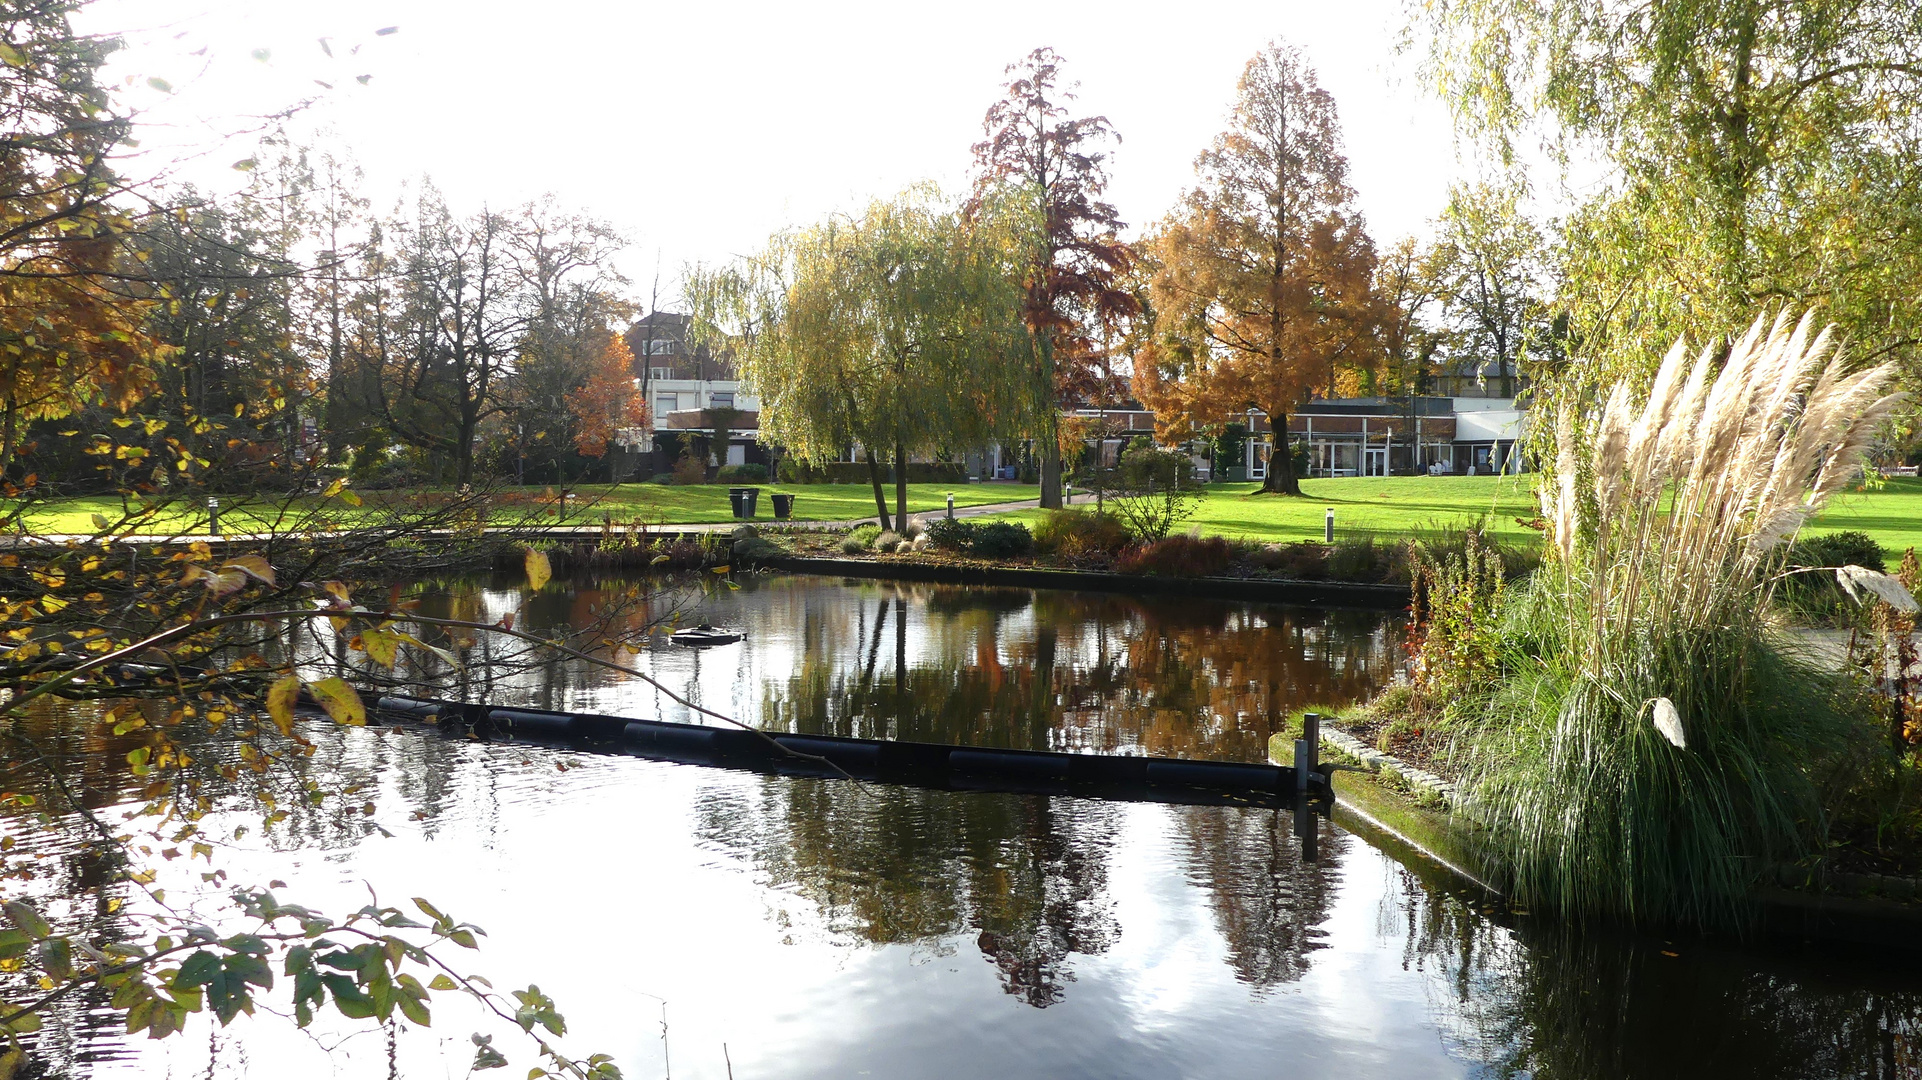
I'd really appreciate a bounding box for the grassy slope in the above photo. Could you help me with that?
[20,482,1041,534]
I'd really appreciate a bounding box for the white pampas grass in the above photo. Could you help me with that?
[1650,697,1687,749]
[1540,309,1905,681]
[1835,565,1920,613]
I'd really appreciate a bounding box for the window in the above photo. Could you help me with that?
[656,393,678,413]
[709,392,734,408]
[649,367,668,381]
[646,340,675,356]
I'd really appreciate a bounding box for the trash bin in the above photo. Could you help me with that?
[771,493,794,520]
[727,488,749,519]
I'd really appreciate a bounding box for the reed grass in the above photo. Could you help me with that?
[1451,311,1902,927]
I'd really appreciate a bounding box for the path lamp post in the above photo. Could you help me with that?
[207,497,220,537]
[1324,507,1334,544]
[946,493,955,519]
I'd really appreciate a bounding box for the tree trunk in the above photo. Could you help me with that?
[1038,413,1064,509]
[0,397,17,483]
[893,442,910,536]
[865,448,892,530]
[1261,412,1302,495]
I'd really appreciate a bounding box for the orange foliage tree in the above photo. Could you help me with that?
[564,330,646,458]
[1136,41,1379,495]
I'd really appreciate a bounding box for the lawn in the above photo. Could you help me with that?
[23,473,1922,561]
[988,474,1922,558]
[18,481,1041,535]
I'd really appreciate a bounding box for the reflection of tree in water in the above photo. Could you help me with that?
[1384,862,1922,1078]
[1175,806,1346,988]
[761,584,1398,762]
[696,778,1119,1008]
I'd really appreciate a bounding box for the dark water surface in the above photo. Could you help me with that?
[12,574,1922,1078]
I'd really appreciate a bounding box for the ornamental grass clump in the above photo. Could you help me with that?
[1457,311,1904,928]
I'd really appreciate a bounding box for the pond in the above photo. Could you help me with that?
[10,574,1922,1078]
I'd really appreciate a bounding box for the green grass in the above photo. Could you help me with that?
[978,474,1922,557]
[17,482,1041,534]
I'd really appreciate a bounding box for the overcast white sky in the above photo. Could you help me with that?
[78,0,1490,306]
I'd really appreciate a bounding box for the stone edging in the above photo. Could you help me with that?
[1318,720,1464,808]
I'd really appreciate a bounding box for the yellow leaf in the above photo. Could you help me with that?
[306,677,365,727]
[266,675,300,737]
[523,548,551,592]
[218,555,274,587]
[710,565,731,575]
[360,627,399,667]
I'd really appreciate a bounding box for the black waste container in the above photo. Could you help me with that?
[727,488,748,519]
[741,487,760,517]
[771,493,794,520]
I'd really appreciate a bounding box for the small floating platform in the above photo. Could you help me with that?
[669,625,742,647]
[374,694,1335,813]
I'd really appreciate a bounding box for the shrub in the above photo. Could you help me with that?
[716,463,769,483]
[1245,541,1328,578]
[647,472,677,486]
[1107,445,1198,542]
[1327,536,1384,582]
[1776,530,1887,625]
[970,522,1033,558]
[901,516,927,539]
[672,452,707,486]
[873,530,905,553]
[1032,509,1132,559]
[925,517,977,551]
[841,524,880,554]
[1113,534,1233,577]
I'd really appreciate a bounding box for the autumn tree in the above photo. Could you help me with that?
[1137,41,1379,495]
[969,47,1139,509]
[0,2,158,479]
[564,330,646,460]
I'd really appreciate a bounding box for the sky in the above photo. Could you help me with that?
[77,0,1488,307]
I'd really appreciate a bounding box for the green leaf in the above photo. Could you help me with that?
[91,513,111,532]
[3,901,50,941]
[428,974,458,991]
[0,43,27,67]
[412,897,446,924]
[173,950,222,990]
[147,77,172,93]
[36,937,72,980]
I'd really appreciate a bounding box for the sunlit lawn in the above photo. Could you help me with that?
[20,481,1042,534]
[986,474,1922,556]
[23,473,1921,559]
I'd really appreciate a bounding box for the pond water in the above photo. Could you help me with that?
[10,574,1922,1078]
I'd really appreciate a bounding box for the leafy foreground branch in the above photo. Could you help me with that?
[1390,310,1907,928]
[0,544,645,1077]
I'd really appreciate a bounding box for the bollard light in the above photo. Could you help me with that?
[208,497,221,537]
[946,492,955,519]
[1324,507,1334,544]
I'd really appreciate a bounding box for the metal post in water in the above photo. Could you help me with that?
[1324,507,1334,544]
[208,497,220,536]
[1302,712,1321,778]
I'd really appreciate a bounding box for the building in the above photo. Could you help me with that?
[624,314,766,473]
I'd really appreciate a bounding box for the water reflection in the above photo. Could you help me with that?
[456,574,1403,763]
[5,576,1922,1077]
[697,780,1123,1007]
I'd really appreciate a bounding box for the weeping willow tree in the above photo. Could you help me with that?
[1415,0,1922,412]
[688,187,1045,529]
